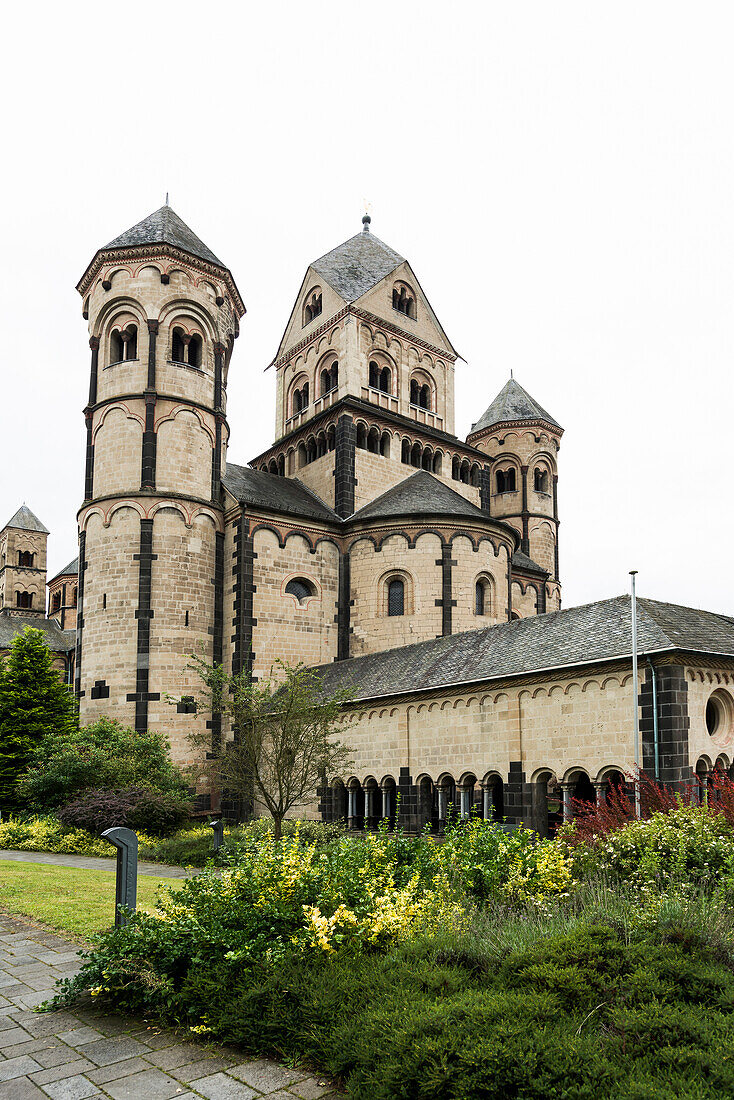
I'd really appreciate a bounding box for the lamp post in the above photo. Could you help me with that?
[630,570,641,819]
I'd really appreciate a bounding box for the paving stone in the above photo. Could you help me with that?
[18,988,58,1008]
[103,1067,184,1099]
[14,1013,85,1038]
[33,1043,84,1069]
[57,1027,105,1048]
[0,1015,22,1031]
[0,1025,32,1047]
[176,1055,241,1083]
[75,1036,151,1066]
[133,1028,181,1050]
[146,1042,212,1070]
[289,1078,340,1099]
[189,1072,257,1100]
[43,1076,101,1100]
[230,1058,308,1092]
[29,1059,96,1085]
[0,1037,63,1060]
[86,1056,153,1084]
[0,1077,47,1098]
[0,1055,43,1081]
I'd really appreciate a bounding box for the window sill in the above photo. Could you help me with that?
[169,360,204,373]
[409,402,432,413]
[393,308,417,322]
[302,313,322,328]
[104,358,140,369]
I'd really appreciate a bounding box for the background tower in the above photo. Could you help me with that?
[0,506,50,616]
[75,205,245,760]
[467,378,563,612]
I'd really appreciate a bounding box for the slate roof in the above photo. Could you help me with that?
[223,464,337,522]
[0,611,75,654]
[48,557,79,584]
[311,226,404,303]
[512,550,548,576]
[471,378,562,434]
[351,471,489,523]
[104,205,224,268]
[314,596,734,702]
[3,505,49,534]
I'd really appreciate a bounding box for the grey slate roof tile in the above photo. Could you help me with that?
[512,550,548,575]
[311,228,404,303]
[48,557,79,584]
[313,596,734,702]
[3,506,49,534]
[223,464,337,522]
[471,378,561,433]
[351,471,488,522]
[105,206,224,268]
[0,611,75,654]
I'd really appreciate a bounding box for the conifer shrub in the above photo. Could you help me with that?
[0,627,76,809]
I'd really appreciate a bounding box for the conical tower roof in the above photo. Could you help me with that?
[3,505,49,534]
[104,204,224,267]
[470,378,562,434]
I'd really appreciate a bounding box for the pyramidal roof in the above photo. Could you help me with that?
[311,219,404,303]
[470,378,561,434]
[3,505,49,534]
[351,470,490,523]
[49,556,79,583]
[104,205,224,268]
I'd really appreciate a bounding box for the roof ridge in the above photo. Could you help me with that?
[470,377,562,434]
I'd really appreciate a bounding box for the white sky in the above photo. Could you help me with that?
[2,1,732,614]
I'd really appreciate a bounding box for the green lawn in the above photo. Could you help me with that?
[0,862,178,937]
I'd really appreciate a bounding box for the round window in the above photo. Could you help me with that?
[705,689,733,743]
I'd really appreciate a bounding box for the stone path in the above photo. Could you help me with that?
[0,914,345,1099]
[1,851,193,879]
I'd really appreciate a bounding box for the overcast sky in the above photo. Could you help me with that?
[2,1,732,615]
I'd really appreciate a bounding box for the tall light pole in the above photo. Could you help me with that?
[630,570,641,819]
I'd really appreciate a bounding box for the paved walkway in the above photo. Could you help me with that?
[1,851,193,879]
[0,914,345,1099]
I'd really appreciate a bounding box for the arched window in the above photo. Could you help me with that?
[401,439,411,464]
[410,376,432,410]
[291,379,310,416]
[71,587,77,607]
[320,361,338,396]
[369,360,391,394]
[172,327,185,363]
[393,282,417,319]
[387,578,404,616]
[452,456,460,480]
[475,577,493,617]
[356,424,368,449]
[534,468,549,493]
[124,325,138,360]
[285,577,316,605]
[303,289,322,327]
[17,551,34,567]
[380,432,391,458]
[367,427,380,454]
[52,591,62,612]
[496,468,516,494]
[187,334,202,369]
[16,592,33,609]
[110,330,124,363]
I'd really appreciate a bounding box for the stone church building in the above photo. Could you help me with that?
[5,204,734,834]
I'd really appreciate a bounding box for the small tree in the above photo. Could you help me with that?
[184,655,354,840]
[0,627,77,809]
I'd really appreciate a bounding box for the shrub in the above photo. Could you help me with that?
[57,788,192,837]
[17,717,189,810]
[0,627,77,809]
[0,814,156,859]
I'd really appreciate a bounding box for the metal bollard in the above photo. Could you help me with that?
[101,827,138,927]
[209,819,225,851]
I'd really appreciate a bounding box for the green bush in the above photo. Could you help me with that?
[0,814,157,859]
[17,717,189,810]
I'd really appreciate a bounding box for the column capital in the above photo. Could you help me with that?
[89,336,100,350]
[147,319,159,334]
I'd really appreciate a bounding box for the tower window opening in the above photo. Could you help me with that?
[387,577,405,617]
[292,380,310,415]
[475,578,492,616]
[17,551,34,567]
[369,360,391,394]
[393,283,417,319]
[16,591,33,609]
[303,289,322,326]
[356,424,368,449]
[321,361,338,396]
[496,468,516,494]
[72,587,77,607]
[52,591,62,612]
[285,577,316,605]
[534,468,549,493]
[124,325,138,360]
[110,330,123,364]
[172,327,185,363]
[187,334,202,369]
[410,378,432,410]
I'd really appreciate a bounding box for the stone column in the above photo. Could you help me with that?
[460,787,471,819]
[381,787,390,820]
[347,787,356,829]
[561,784,573,823]
[438,788,448,829]
[482,785,492,821]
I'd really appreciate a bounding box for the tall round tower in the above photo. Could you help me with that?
[75,205,245,761]
[467,378,563,612]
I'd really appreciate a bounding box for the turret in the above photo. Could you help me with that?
[0,506,49,616]
[467,378,563,610]
[74,204,245,759]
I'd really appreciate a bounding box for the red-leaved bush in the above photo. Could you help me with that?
[564,768,734,845]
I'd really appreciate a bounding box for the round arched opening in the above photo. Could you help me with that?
[285,577,316,605]
[706,690,733,740]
